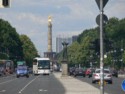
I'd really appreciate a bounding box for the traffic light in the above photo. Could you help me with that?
[0,0,10,8]
[3,0,9,7]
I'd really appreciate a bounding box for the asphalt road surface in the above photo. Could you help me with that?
[75,75,125,94]
[0,73,65,94]
[0,73,125,94]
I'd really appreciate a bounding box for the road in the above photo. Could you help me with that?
[75,75,125,94]
[0,73,125,94]
[0,73,65,94]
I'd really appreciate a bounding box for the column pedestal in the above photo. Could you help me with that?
[61,60,68,77]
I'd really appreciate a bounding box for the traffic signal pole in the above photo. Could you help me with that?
[100,0,104,94]
[0,0,10,8]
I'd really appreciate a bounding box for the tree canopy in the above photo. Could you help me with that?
[57,17,125,70]
[0,19,38,67]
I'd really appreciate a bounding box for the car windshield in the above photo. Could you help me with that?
[104,70,110,73]
[17,66,27,70]
[95,69,110,73]
[96,70,100,73]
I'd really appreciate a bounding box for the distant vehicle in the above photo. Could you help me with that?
[33,57,51,75]
[73,68,85,77]
[16,66,29,78]
[85,68,95,78]
[92,69,112,84]
[69,67,75,76]
[17,61,26,66]
[110,69,118,77]
[28,67,33,74]
[0,60,14,75]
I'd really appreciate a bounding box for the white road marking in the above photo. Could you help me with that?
[0,78,17,85]
[18,76,39,94]
[39,89,48,92]
[0,90,6,92]
[44,89,48,92]
[39,89,43,91]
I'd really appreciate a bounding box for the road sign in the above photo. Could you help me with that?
[96,14,108,26]
[95,0,109,10]
[121,79,125,92]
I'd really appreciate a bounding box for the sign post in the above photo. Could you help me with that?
[95,0,109,94]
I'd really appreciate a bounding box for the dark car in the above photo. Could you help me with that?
[69,67,75,76]
[73,68,85,77]
[0,67,4,76]
[16,66,29,78]
[111,70,118,77]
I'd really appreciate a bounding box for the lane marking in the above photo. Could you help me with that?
[18,76,39,94]
[39,89,48,92]
[0,78,17,85]
[0,90,6,92]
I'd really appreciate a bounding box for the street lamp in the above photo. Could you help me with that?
[112,50,117,69]
[120,48,124,69]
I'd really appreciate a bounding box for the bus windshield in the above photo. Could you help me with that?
[38,60,50,69]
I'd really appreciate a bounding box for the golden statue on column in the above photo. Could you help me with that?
[48,16,52,52]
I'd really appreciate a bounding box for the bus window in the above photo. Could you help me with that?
[38,60,50,69]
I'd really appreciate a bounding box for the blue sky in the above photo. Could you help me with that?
[0,0,125,56]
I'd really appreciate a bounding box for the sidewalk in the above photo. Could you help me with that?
[53,72,101,94]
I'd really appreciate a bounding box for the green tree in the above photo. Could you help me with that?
[57,17,125,69]
[0,19,23,60]
[20,34,38,67]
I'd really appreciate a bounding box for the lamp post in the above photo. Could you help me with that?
[113,50,117,69]
[121,48,124,70]
[61,41,69,76]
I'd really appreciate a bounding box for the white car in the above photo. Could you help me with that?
[92,69,112,84]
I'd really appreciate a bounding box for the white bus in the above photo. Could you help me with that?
[33,57,51,75]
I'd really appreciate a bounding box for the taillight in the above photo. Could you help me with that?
[94,74,98,77]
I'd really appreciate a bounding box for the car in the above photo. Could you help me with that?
[110,69,118,77]
[0,67,4,76]
[69,67,75,76]
[92,69,112,84]
[28,67,33,74]
[85,68,95,78]
[16,66,29,78]
[73,68,85,77]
